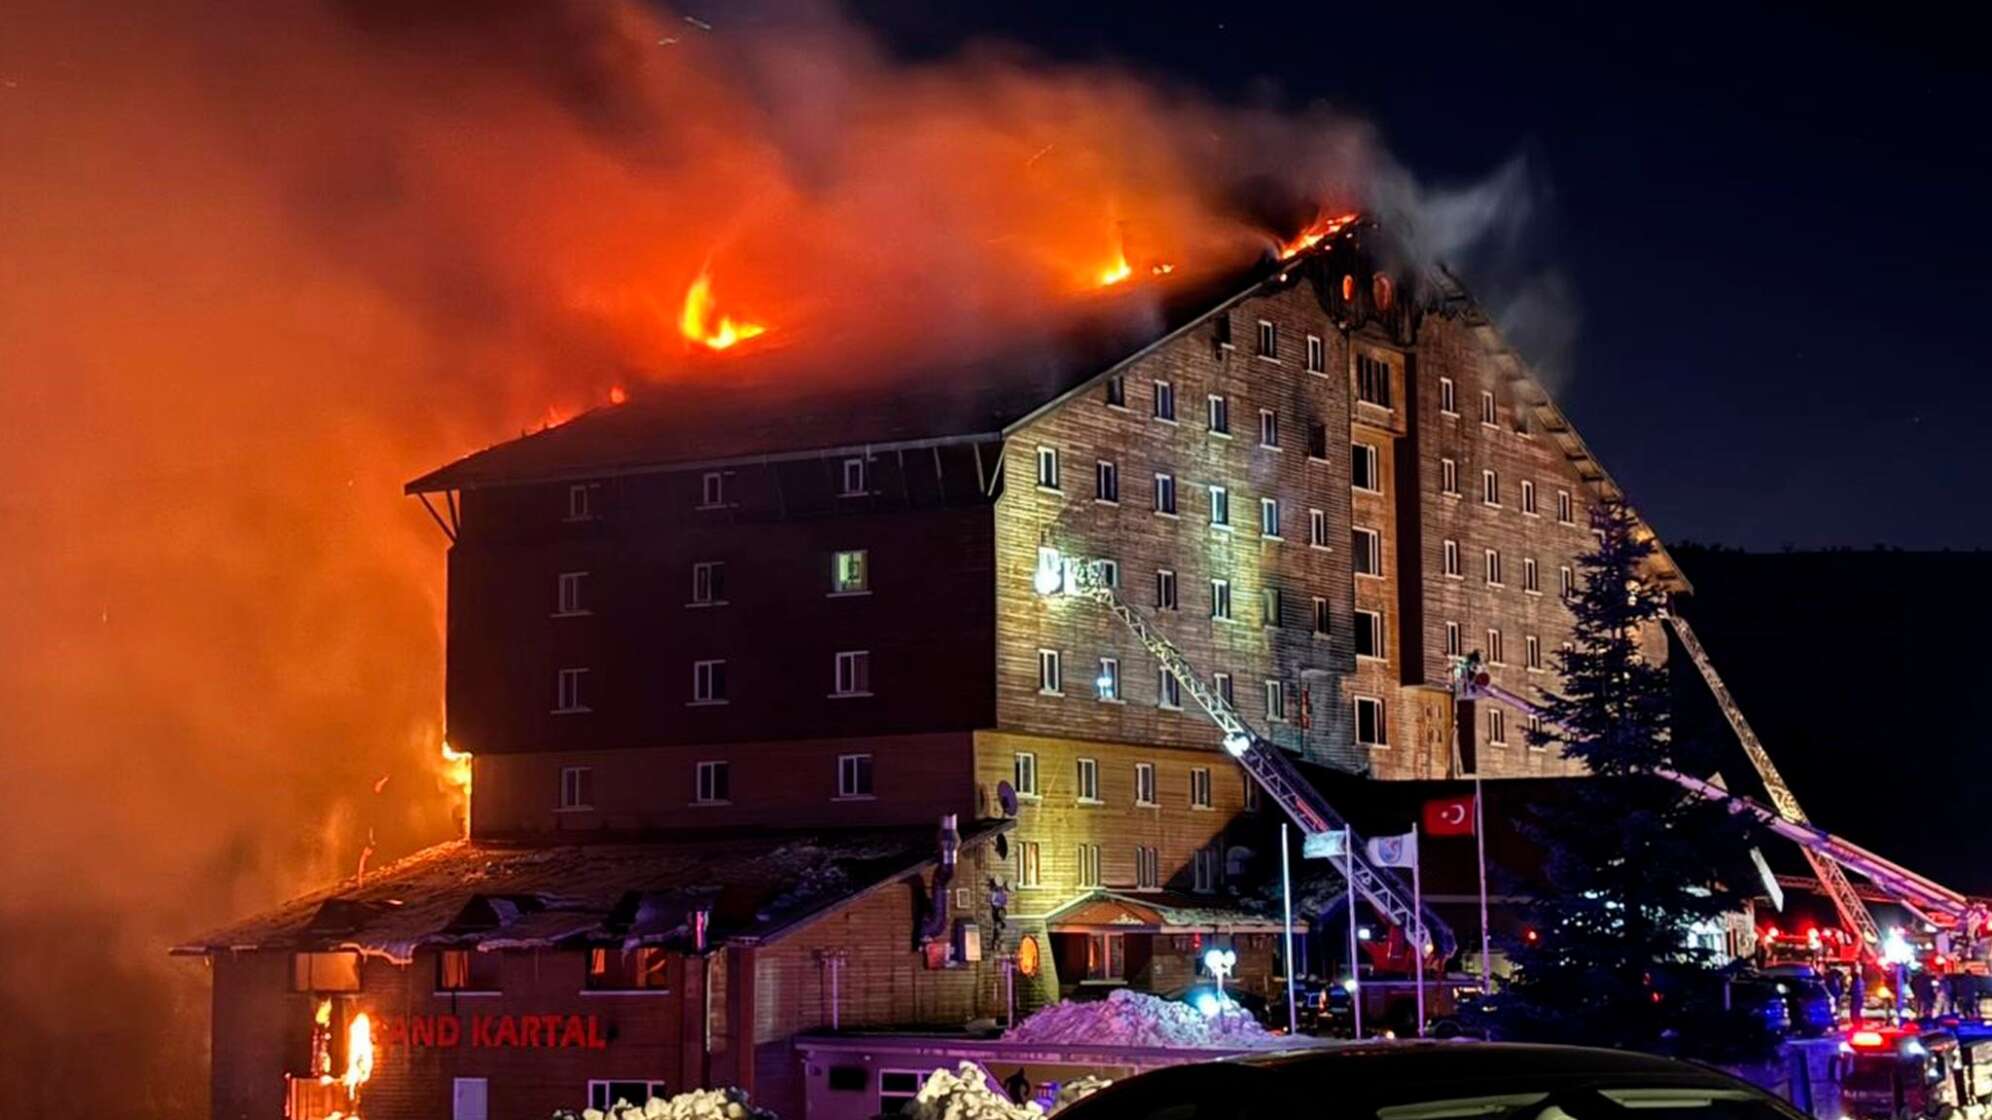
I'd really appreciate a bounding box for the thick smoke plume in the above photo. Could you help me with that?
[0,1,1533,1111]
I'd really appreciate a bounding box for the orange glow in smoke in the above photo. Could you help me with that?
[1278,211,1363,259]
[679,267,767,351]
[608,384,628,405]
[1096,251,1133,287]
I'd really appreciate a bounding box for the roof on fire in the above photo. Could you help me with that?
[171,821,1006,961]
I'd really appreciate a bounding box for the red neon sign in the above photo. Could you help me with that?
[373,1012,609,1050]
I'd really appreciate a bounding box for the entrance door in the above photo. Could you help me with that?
[453,1077,488,1120]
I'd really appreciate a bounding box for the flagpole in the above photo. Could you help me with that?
[1413,822,1426,1038]
[1281,824,1298,1036]
[1476,777,1492,992]
[1345,826,1362,1040]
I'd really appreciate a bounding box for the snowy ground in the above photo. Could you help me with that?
[1002,989,1285,1049]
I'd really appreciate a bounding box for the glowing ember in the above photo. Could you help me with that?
[313,999,335,1080]
[608,384,628,405]
[1151,262,1175,275]
[1277,211,1362,259]
[679,267,766,351]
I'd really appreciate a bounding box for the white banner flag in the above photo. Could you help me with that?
[1303,830,1348,860]
[1366,831,1419,868]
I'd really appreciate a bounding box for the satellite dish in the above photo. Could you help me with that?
[996,780,1019,818]
[994,833,1010,860]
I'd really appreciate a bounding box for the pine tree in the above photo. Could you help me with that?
[1493,501,1767,1060]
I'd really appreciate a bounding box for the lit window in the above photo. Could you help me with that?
[1351,443,1380,492]
[1157,667,1182,710]
[1557,489,1575,524]
[1076,758,1100,803]
[1095,460,1119,503]
[1523,557,1540,593]
[840,457,867,497]
[700,471,726,508]
[1312,597,1331,636]
[1439,377,1457,415]
[1306,334,1324,373]
[1096,657,1120,702]
[837,753,874,798]
[1480,390,1497,426]
[1526,635,1543,671]
[1036,446,1060,490]
[1356,354,1393,408]
[1153,472,1177,515]
[556,571,589,616]
[1355,610,1383,659]
[1482,469,1501,506]
[1441,458,1460,495]
[559,765,594,810]
[1484,548,1504,586]
[1105,374,1126,407]
[586,947,669,991]
[555,667,590,714]
[692,659,727,704]
[1078,844,1102,888]
[1037,649,1062,695]
[1153,380,1176,421]
[437,949,501,993]
[1257,319,1278,358]
[832,650,871,697]
[1190,766,1213,808]
[1135,762,1157,806]
[1208,485,1229,527]
[831,549,868,594]
[695,760,730,804]
[1309,508,1327,547]
[566,483,595,522]
[1353,527,1382,576]
[1259,409,1280,448]
[1488,708,1508,746]
[1262,586,1283,628]
[1260,497,1281,538]
[1264,680,1288,723]
[1014,752,1038,797]
[1207,394,1230,435]
[1134,846,1159,890]
[1210,578,1232,621]
[1443,539,1461,578]
[1017,840,1041,887]
[691,561,726,604]
[1155,568,1178,610]
[1355,696,1387,748]
[1445,621,1461,657]
[1521,480,1538,515]
[1487,628,1505,665]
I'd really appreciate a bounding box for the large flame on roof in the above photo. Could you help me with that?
[1278,212,1364,259]
[679,267,767,351]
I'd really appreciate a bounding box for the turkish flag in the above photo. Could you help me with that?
[1423,795,1476,837]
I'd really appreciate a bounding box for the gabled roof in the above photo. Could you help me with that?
[173,822,1006,961]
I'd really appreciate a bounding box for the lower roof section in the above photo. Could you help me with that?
[1043,889,1301,935]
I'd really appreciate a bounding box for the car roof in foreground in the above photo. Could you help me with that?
[1229,1040,1746,1085]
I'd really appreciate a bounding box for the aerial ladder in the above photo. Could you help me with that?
[1033,546,1456,956]
[1450,610,1984,967]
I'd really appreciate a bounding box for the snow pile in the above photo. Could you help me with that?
[907,1061,1044,1120]
[1003,989,1282,1049]
[552,1086,775,1120]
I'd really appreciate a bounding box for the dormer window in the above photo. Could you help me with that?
[839,457,867,497]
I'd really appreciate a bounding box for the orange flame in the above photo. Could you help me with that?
[440,740,472,837]
[679,267,766,350]
[342,1011,374,1095]
[608,384,628,405]
[1277,211,1362,259]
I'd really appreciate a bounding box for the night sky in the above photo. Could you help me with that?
[853,2,1992,550]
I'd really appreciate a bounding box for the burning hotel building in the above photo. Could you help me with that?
[178,221,1681,1120]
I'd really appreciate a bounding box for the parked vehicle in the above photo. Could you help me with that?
[1759,964,1839,1037]
[1055,1040,1810,1120]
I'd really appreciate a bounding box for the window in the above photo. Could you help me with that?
[1355,696,1387,747]
[1214,314,1233,348]
[1443,539,1461,577]
[1441,458,1460,495]
[290,951,361,992]
[1312,597,1331,636]
[1210,578,1232,620]
[1480,390,1497,426]
[1351,442,1380,492]
[1439,376,1457,415]
[1523,557,1540,593]
[1528,714,1548,752]
[1262,586,1283,628]
[437,949,501,993]
[1036,446,1060,490]
[587,947,669,991]
[830,549,869,594]
[1482,469,1501,506]
[695,760,730,804]
[566,483,595,522]
[1445,620,1461,657]
[691,561,726,605]
[1207,394,1230,435]
[1014,752,1038,798]
[1305,334,1324,373]
[1078,844,1102,888]
[1213,672,1234,707]
[837,753,874,798]
[556,571,589,616]
[1153,379,1176,421]
[591,1082,671,1113]
[1098,558,1119,589]
[1260,497,1281,538]
[1354,609,1383,659]
[1259,409,1280,448]
[1356,354,1393,408]
[1308,421,1329,459]
[555,667,590,714]
[559,765,594,810]
[1153,472,1177,515]
[1526,634,1543,671]
[1156,667,1182,710]
[1309,508,1328,547]
[1208,485,1229,528]
[832,650,871,696]
[1264,680,1288,723]
[1155,568,1178,610]
[692,659,727,704]
[1095,460,1119,503]
[1105,374,1126,407]
[1484,548,1504,586]
[1016,840,1041,887]
[1096,657,1120,702]
[1557,489,1574,524]
[1353,527,1382,576]
[1488,708,1508,747]
[1037,649,1062,695]
[1244,778,1261,813]
[1521,479,1538,516]
[1486,628,1505,665]
[1135,762,1157,806]
[840,457,868,497]
[700,471,726,508]
[1560,564,1575,598]
[1076,757,1100,803]
[1193,847,1219,893]
[1084,932,1125,979]
[1135,846,1160,890]
[1256,318,1278,358]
